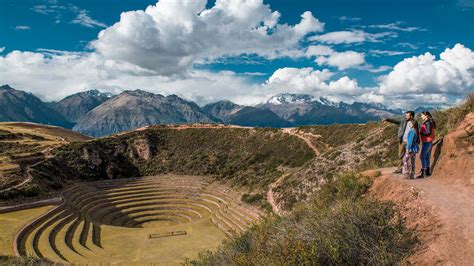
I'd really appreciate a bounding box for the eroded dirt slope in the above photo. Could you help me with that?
[370,113,474,264]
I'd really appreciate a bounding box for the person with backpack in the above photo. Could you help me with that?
[403,119,420,179]
[417,111,436,178]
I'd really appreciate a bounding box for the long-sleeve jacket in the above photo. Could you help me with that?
[420,120,435,143]
[384,117,408,143]
[406,129,419,153]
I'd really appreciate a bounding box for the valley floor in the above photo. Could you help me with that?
[0,175,263,264]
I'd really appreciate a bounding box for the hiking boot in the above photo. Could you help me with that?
[393,168,403,174]
[416,169,425,179]
[426,167,431,177]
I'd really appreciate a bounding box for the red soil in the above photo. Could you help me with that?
[369,112,474,265]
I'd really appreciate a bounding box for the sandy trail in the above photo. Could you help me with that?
[266,172,289,215]
[267,128,322,215]
[0,166,34,193]
[372,167,474,264]
[281,128,321,156]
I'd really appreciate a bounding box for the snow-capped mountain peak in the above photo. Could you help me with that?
[266,93,318,105]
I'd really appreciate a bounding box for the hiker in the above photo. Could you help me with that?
[417,111,436,178]
[384,111,416,174]
[403,119,420,179]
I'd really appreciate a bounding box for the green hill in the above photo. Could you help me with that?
[2,126,314,202]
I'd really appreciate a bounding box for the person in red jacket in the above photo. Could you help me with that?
[417,111,436,178]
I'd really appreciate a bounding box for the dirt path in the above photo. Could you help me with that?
[266,128,322,215]
[0,197,62,212]
[281,128,321,156]
[0,165,34,193]
[266,172,289,215]
[371,167,474,264]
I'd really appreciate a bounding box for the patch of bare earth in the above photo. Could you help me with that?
[369,112,474,265]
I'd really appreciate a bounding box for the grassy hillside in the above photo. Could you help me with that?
[187,172,416,265]
[0,122,90,196]
[432,93,473,137]
[186,95,473,264]
[272,122,398,210]
[2,126,313,202]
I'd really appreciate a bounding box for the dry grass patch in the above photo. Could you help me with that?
[0,205,55,256]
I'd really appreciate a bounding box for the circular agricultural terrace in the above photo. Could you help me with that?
[13,175,263,263]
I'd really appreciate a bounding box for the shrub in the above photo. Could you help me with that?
[241,192,272,210]
[188,173,416,265]
[241,193,264,204]
[433,93,473,137]
[19,183,41,197]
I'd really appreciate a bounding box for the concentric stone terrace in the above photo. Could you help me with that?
[14,175,263,263]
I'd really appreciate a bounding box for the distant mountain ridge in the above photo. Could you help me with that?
[73,90,218,136]
[0,85,73,128]
[202,101,291,127]
[50,89,112,123]
[259,93,401,125]
[0,85,404,137]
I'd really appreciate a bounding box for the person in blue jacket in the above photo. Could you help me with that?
[403,120,420,179]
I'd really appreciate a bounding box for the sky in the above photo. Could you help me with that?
[0,0,473,108]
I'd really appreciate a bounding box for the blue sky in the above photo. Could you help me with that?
[0,0,473,107]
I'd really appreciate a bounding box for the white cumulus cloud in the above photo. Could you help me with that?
[264,67,373,103]
[379,43,474,96]
[264,44,474,108]
[91,0,324,75]
[306,45,365,70]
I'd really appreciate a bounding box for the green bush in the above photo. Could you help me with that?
[19,183,41,197]
[241,192,272,210]
[241,193,264,204]
[188,173,416,265]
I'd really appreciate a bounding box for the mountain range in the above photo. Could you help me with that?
[0,85,73,128]
[0,85,402,136]
[73,90,217,136]
[49,89,112,123]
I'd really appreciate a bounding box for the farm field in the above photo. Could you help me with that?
[0,205,55,256]
[0,122,90,192]
[0,174,262,263]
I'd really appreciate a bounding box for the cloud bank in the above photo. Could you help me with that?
[0,0,472,109]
